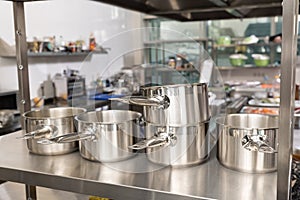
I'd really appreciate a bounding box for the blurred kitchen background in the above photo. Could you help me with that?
[0,0,299,134]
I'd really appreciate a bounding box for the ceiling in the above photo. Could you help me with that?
[92,0,284,21]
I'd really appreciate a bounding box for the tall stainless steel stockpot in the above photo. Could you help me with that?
[216,113,278,173]
[113,82,210,126]
[52,110,143,162]
[130,121,210,167]
[23,107,86,155]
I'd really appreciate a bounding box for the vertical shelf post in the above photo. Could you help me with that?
[277,0,299,199]
[13,1,31,118]
[13,2,36,199]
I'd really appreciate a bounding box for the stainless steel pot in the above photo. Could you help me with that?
[112,82,210,126]
[22,107,86,155]
[216,113,278,173]
[48,110,143,162]
[130,121,210,167]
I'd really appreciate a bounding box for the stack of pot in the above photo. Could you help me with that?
[129,82,211,167]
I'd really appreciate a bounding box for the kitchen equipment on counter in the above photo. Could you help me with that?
[46,110,143,162]
[0,111,21,135]
[40,76,56,105]
[0,110,15,128]
[110,82,212,167]
[216,113,278,173]
[0,90,20,135]
[0,90,18,110]
[129,121,210,167]
[112,82,210,126]
[22,107,86,155]
[229,54,248,67]
[53,70,86,100]
[225,96,249,114]
[252,54,270,67]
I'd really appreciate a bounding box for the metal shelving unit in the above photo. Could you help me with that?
[1,0,298,199]
[0,131,277,200]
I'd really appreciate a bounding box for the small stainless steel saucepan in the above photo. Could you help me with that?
[216,113,278,173]
[129,120,210,167]
[111,82,210,126]
[41,110,143,162]
[21,107,86,155]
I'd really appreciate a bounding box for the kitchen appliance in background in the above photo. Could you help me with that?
[0,90,18,110]
[53,69,86,100]
[0,90,21,135]
[40,76,56,105]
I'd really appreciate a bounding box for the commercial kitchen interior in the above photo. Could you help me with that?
[0,0,299,199]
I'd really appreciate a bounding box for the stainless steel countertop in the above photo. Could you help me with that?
[0,131,277,200]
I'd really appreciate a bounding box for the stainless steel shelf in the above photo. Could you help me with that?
[0,50,108,58]
[0,131,276,200]
[217,65,280,70]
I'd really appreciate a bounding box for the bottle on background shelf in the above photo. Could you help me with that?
[89,33,96,51]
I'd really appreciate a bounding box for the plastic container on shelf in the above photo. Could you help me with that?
[252,54,270,67]
[229,54,248,66]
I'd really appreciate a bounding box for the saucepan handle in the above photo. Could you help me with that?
[110,95,170,109]
[17,125,58,140]
[128,132,177,150]
[241,129,277,154]
[37,127,97,145]
[55,133,95,143]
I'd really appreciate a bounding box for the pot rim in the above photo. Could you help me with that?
[23,107,86,120]
[75,110,142,125]
[215,113,279,129]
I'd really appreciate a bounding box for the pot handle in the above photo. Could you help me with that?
[37,127,97,144]
[37,133,95,145]
[128,132,177,150]
[110,95,170,109]
[17,125,58,140]
[241,129,277,154]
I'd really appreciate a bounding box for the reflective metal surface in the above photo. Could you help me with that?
[0,131,277,200]
[216,114,278,173]
[75,110,142,162]
[23,107,86,155]
[278,0,299,199]
[144,121,210,167]
[141,83,210,126]
[13,1,31,119]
